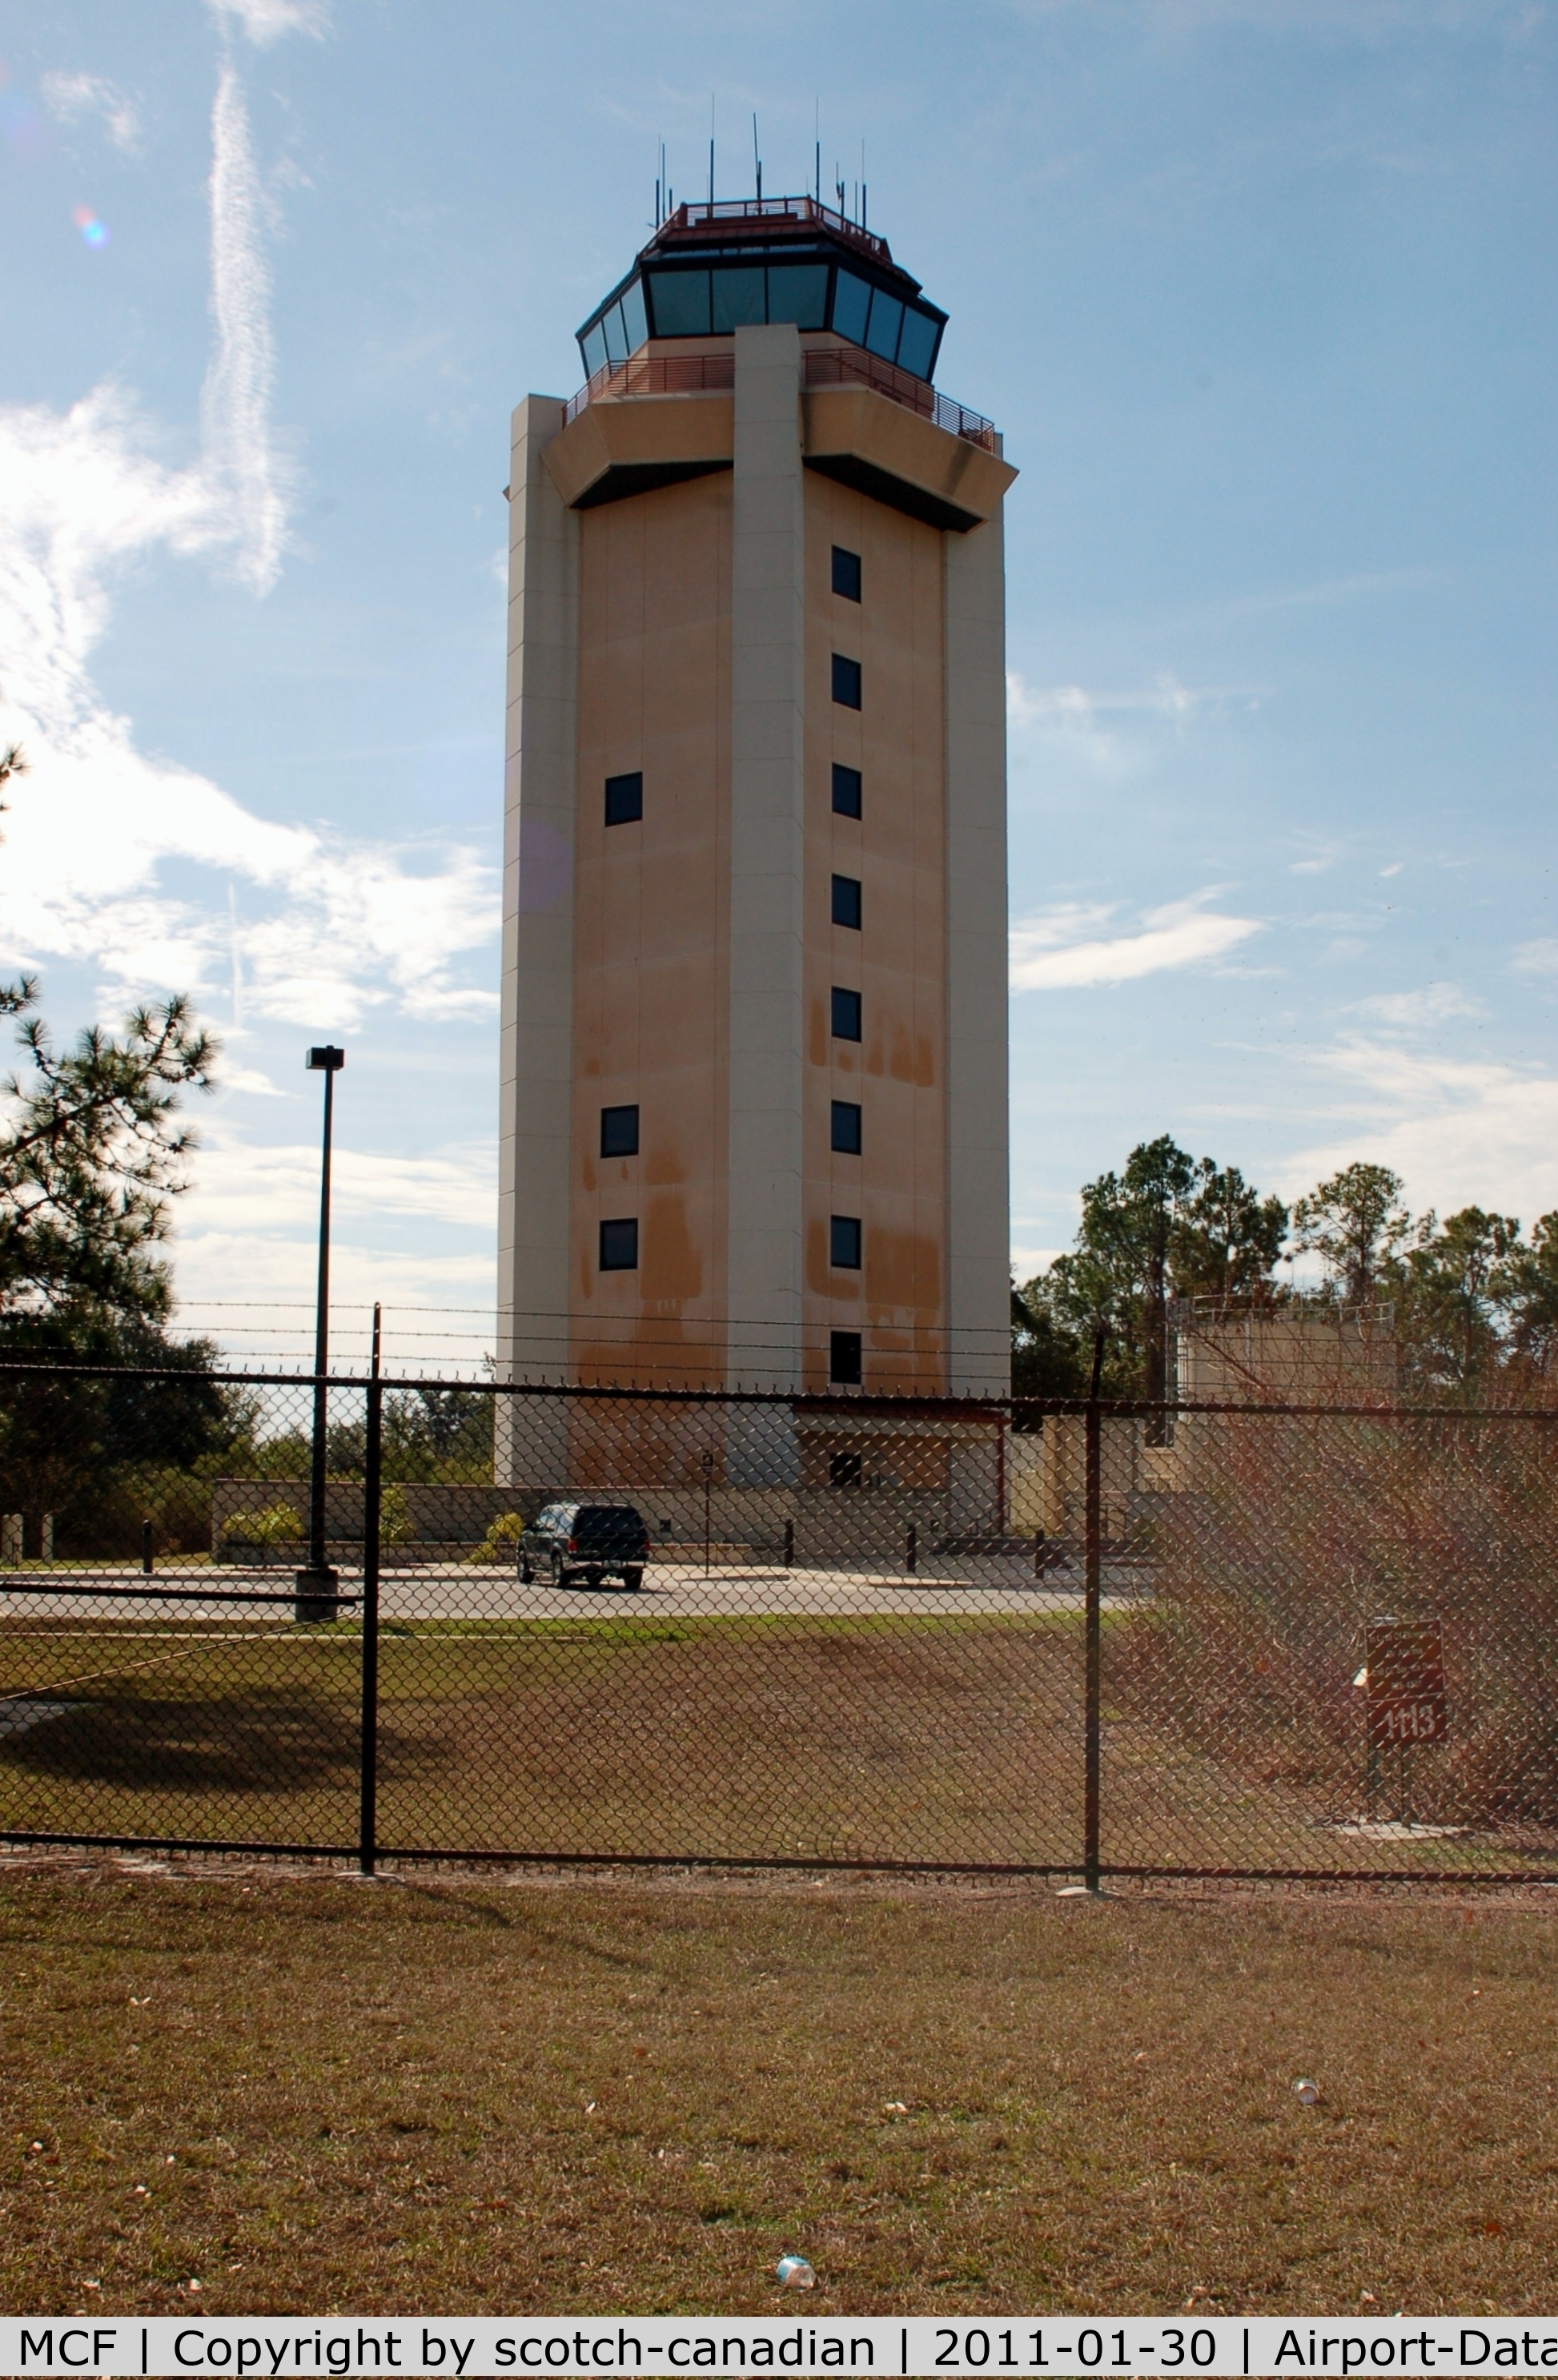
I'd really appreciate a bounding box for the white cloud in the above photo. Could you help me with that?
[1512,939,1558,977]
[167,1133,498,1365]
[0,61,496,1030]
[1279,1039,1558,1225]
[1352,983,1484,1027]
[205,0,329,45]
[40,71,142,153]
[185,1133,496,1239]
[1010,889,1261,990]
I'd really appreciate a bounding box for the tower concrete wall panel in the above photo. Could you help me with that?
[944,497,1012,1397]
[501,395,577,1426]
[727,324,807,1390]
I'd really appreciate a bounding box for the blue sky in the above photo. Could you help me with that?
[0,0,1553,1364]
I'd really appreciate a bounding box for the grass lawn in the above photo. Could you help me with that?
[1,1859,1555,2318]
[4,1616,1552,1875]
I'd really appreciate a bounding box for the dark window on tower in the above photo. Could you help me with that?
[831,1100,862,1155]
[832,545,861,602]
[830,1215,862,1270]
[831,987,862,1041]
[598,1217,638,1271]
[829,1331,863,1386]
[604,771,643,826]
[600,1104,639,1159]
[832,763,862,819]
[831,874,862,931]
[831,653,861,710]
[829,1449,864,1487]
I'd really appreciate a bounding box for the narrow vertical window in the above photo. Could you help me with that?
[831,545,861,602]
[829,1330,862,1385]
[831,764,862,819]
[831,1100,862,1155]
[604,772,643,825]
[831,654,861,710]
[830,1215,862,1270]
[831,874,862,930]
[599,1218,638,1271]
[600,1105,640,1158]
[830,987,862,1041]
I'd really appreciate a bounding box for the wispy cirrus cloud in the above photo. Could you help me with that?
[206,0,330,45]
[202,62,289,594]
[1006,669,1226,732]
[40,71,142,153]
[1010,888,1262,990]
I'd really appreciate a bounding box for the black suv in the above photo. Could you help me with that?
[520,1502,649,1590]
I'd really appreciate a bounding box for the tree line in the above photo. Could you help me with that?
[1012,1134,1558,1402]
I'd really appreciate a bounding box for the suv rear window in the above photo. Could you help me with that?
[573,1506,642,1534]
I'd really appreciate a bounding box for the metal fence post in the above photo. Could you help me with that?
[1083,1337,1103,1892]
[358,1313,383,1877]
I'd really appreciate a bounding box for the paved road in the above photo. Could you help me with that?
[0,1556,1151,1622]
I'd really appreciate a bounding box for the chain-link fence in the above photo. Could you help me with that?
[0,1359,1554,1880]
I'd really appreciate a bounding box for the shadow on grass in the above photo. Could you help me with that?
[0,1688,364,1794]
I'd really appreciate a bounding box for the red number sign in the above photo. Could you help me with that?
[1365,1620,1447,1746]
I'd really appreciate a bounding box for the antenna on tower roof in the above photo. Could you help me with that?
[709,92,715,206]
[814,98,821,205]
[753,111,761,203]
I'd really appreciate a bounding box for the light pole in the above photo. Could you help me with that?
[295,1043,344,1622]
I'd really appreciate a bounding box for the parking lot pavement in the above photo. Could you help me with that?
[0,1556,1151,1623]
[375,1557,1149,1621]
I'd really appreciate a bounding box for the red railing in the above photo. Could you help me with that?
[802,345,997,451]
[562,350,735,428]
[654,195,894,270]
[564,343,997,452]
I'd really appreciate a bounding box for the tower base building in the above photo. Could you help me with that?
[498,196,1014,1412]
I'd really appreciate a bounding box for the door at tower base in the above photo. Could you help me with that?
[498,198,1014,1401]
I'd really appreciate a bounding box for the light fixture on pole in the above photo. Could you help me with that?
[295,1043,345,1623]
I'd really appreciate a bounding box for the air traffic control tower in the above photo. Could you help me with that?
[498,195,1015,1399]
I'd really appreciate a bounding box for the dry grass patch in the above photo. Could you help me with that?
[0,1862,1555,2317]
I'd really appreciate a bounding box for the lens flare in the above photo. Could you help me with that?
[73,204,109,247]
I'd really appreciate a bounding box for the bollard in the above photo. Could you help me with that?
[783,1518,794,1570]
[905,1522,918,1574]
[40,1514,53,1563]
[1,1514,21,1568]
[141,1518,154,1576]
[1033,1529,1046,1578]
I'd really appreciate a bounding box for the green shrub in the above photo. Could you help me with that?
[223,1502,304,1550]
[468,1510,525,1565]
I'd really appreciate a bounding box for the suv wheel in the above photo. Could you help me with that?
[519,1554,534,1582]
[622,1567,644,1592]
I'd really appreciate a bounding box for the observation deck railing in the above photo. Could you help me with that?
[562,341,997,452]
